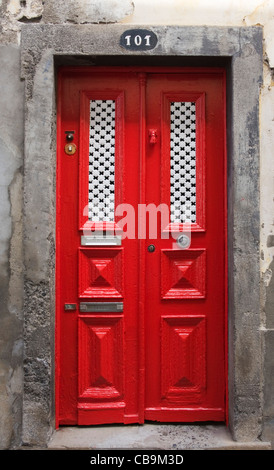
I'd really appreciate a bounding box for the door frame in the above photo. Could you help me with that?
[21,24,263,446]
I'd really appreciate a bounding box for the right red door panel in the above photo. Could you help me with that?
[144,72,226,421]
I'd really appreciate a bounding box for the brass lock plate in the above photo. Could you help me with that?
[64,143,77,155]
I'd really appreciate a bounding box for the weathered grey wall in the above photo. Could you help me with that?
[22,44,56,447]
[0,45,24,449]
[42,0,134,24]
[226,32,263,442]
[263,256,274,444]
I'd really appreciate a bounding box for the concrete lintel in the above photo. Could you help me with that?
[20,24,263,77]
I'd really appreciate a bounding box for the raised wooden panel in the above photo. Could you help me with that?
[78,315,124,402]
[161,249,206,299]
[79,247,123,298]
[161,316,206,404]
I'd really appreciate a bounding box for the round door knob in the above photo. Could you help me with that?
[147,244,155,252]
[177,234,190,249]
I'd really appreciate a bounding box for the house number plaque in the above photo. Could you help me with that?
[120,29,158,51]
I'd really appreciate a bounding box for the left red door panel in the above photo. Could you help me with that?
[56,70,141,425]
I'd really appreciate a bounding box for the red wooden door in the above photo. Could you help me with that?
[56,68,227,426]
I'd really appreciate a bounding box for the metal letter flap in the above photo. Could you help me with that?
[80,302,123,313]
[81,235,122,246]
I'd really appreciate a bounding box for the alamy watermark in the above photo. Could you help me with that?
[83,201,192,249]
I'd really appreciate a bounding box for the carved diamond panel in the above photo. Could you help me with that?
[79,248,123,299]
[78,315,123,401]
[161,316,206,404]
[161,249,206,299]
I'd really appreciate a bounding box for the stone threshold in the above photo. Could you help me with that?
[47,424,271,450]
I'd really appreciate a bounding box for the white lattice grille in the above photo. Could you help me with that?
[89,100,116,221]
[170,102,196,224]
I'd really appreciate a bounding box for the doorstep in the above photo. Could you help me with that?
[47,424,271,450]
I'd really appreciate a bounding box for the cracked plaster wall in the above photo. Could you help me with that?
[0,0,273,449]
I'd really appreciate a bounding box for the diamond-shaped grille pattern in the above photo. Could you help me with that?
[89,100,116,221]
[170,102,196,223]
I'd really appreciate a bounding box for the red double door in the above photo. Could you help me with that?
[56,68,227,426]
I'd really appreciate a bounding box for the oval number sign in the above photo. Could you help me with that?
[120,29,158,51]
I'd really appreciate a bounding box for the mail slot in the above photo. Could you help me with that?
[81,235,122,246]
[79,302,124,312]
